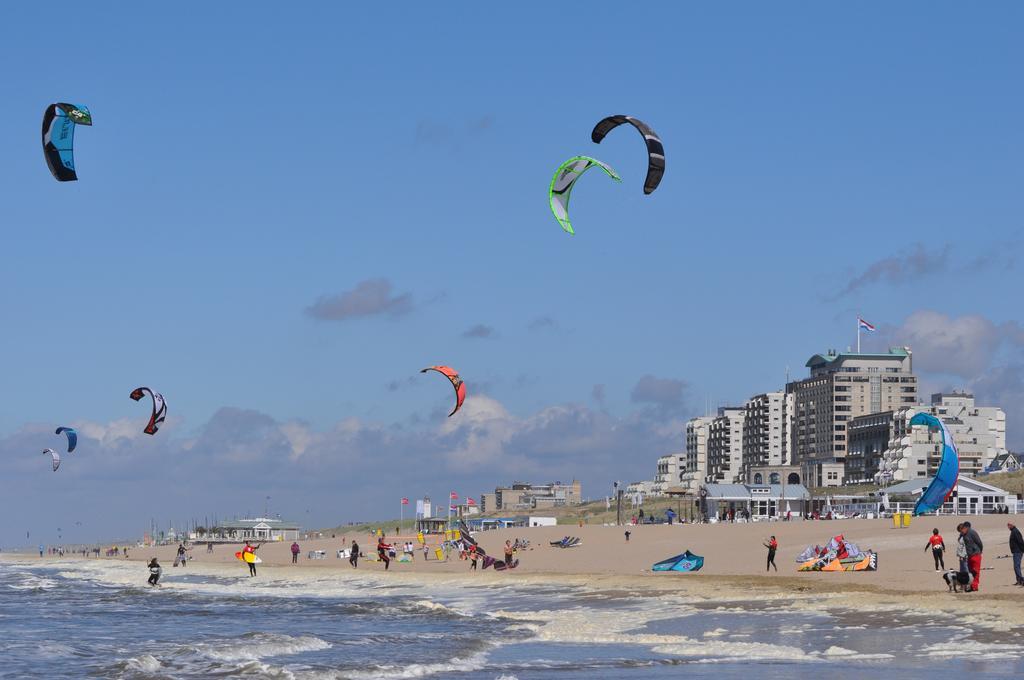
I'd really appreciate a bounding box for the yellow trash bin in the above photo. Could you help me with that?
[434,547,444,561]
[901,512,912,528]
[892,513,901,529]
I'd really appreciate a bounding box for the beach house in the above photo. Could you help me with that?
[215,517,301,542]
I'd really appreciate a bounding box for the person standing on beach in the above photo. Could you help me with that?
[349,540,359,568]
[764,536,778,572]
[243,541,261,577]
[925,528,946,571]
[1008,522,1024,586]
[959,522,983,592]
[955,523,968,574]
[377,537,391,571]
[624,530,631,542]
[504,540,514,568]
[290,541,301,564]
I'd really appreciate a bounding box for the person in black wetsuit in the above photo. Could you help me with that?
[763,536,778,572]
[349,541,359,568]
[147,558,162,586]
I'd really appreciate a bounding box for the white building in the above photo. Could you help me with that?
[682,416,713,492]
[216,517,301,542]
[707,407,746,483]
[741,392,792,481]
[883,475,1017,515]
[787,348,918,468]
[625,480,657,497]
[653,452,687,494]
[876,393,1007,483]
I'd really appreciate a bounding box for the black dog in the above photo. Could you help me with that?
[942,569,969,593]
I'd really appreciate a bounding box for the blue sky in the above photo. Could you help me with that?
[1,3,1022,546]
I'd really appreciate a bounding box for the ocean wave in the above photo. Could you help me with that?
[6,573,59,591]
[123,654,162,673]
[922,640,1024,660]
[344,651,489,679]
[191,633,331,662]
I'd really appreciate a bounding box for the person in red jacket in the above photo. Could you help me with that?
[925,528,946,571]
[290,541,301,564]
[763,536,778,572]
[377,537,391,571]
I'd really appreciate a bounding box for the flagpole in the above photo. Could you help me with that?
[856,315,861,353]
[400,499,404,529]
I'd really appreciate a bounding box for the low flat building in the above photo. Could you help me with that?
[883,475,1017,515]
[492,480,582,510]
[216,517,300,542]
[701,483,810,520]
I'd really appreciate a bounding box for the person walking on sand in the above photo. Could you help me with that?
[959,522,983,592]
[349,540,359,568]
[147,558,162,586]
[925,528,946,572]
[624,530,631,542]
[504,540,514,567]
[1008,522,1024,586]
[290,541,301,564]
[764,536,778,572]
[377,538,391,571]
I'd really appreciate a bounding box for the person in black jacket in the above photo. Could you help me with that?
[1008,522,1024,586]
[147,558,162,586]
[958,522,984,592]
[349,541,359,568]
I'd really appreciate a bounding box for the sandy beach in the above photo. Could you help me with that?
[53,514,1018,606]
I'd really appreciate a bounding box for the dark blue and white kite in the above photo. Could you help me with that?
[42,103,92,182]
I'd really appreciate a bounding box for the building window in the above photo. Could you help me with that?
[754,473,763,484]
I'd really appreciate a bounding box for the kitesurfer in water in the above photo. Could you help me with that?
[147,558,162,586]
[764,536,778,572]
[925,528,946,571]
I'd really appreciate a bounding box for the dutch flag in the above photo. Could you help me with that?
[858,318,876,332]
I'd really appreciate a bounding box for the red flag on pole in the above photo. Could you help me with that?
[450,491,459,500]
[467,497,477,506]
[401,497,409,505]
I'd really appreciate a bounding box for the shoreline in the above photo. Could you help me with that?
[5,513,1022,622]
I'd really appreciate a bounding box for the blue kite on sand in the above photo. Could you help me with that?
[652,550,704,572]
[910,413,960,516]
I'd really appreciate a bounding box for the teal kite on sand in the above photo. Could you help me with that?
[652,550,704,572]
